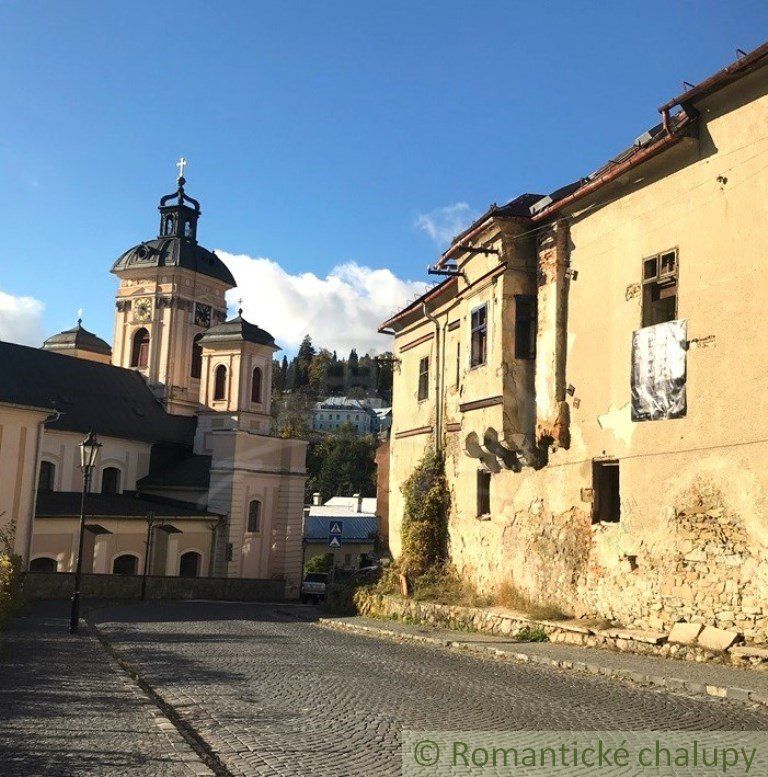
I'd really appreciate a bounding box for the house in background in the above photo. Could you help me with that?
[312,397,375,434]
[303,493,378,570]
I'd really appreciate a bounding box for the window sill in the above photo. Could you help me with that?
[476,513,491,521]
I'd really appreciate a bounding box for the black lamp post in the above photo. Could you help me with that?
[69,430,101,634]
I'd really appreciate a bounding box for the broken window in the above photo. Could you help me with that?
[417,356,429,401]
[642,249,678,328]
[592,459,620,523]
[514,295,537,359]
[477,470,491,516]
[470,304,487,367]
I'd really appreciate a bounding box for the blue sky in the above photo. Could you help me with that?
[1,1,766,355]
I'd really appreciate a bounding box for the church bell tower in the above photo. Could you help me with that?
[110,160,237,416]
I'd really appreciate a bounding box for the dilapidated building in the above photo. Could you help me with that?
[381,43,768,639]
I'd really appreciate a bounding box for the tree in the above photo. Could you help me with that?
[309,348,333,397]
[295,335,315,389]
[305,425,378,502]
[273,388,315,439]
[375,353,394,403]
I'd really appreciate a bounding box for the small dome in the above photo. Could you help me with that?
[198,312,279,349]
[43,321,112,357]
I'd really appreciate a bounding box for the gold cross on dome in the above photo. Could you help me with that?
[176,156,188,181]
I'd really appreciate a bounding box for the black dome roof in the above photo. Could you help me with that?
[198,312,278,349]
[43,320,112,356]
[111,237,236,286]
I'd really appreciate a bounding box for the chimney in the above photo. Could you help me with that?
[313,492,322,506]
[353,493,362,512]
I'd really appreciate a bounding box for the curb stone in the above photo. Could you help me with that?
[318,617,768,710]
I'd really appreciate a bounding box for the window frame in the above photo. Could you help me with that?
[213,364,227,401]
[251,366,263,404]
[641,247,678,328]
[247,499,262,533]
[190,333,203,379]
[131,328,150,369]
[592,459,621,524]
[417,356,429,402]
[470,304,488,368]
[514,294,537,360]
[38,460,55,493]
[476,469,491,517]
[101,466,121,495]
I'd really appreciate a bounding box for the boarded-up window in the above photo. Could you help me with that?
[214,364,227,401]
[514,295,537,360]
[642,249,678,328]
[592,460,620,523]
[470,305,487,367]
[477,470,491,516]
[417,357,429,401]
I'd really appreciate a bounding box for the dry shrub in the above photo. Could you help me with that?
[411,565,490,608]
[493,579,570,621]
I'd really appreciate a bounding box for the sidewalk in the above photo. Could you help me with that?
[318,615,768,707]
[0,601,213,777]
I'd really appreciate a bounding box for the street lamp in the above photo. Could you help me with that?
[69,430,101,634]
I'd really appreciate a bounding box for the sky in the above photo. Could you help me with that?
[1,1,766,356]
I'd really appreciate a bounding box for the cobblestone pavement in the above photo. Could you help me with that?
[95,601,768,777]
[0,601,211,776]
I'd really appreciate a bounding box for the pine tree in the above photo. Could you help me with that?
[294,335,315,389]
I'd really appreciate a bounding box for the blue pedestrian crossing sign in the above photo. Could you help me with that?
[329,521,344,535]
[328,535,342,549]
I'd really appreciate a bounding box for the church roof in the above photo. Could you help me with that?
[111,237,236,287]
[138,454,212,490]
[0,341,194,446]
[36,491,221,518]
[198,312,278,349]
[42,320,112,356]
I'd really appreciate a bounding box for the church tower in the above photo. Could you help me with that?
[110,161,236,416]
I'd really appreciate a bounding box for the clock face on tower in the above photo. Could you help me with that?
[133,297,153,322]
[195,303,212,328]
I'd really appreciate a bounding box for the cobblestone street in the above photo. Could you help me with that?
[92,601,768,776]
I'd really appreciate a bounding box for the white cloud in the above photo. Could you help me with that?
[0,288,44,346]
[415,202,479,246]
[217,252,430,356]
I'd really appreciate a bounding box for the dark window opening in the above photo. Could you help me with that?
[30,557,57,572]
[112,554,138,575]
[165,215,174,235]
[179,551,201,578]
[247,500,261,533]
[455,342,461,388]
[642,249,678,327]
[592,460,620,523]
[214,364,227,401]
[514,295,537,360]
[191,334,203,378]
[38,461,55,492]
[477,470,491,516]
[470,305,487,367]
[101,467,121,495]
[417,356,429,401]
[131,328,150,368]
[251,367,263,403]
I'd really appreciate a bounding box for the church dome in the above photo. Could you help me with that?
[110,169,236,287]
[43,320,112,358]
[198,311,279,349]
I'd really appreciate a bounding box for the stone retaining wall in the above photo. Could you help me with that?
[356,593,768,668]
[23,572,286,602]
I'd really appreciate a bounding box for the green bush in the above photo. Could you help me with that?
[513,626,549,643]
[304,553,333,575]
[399,450,450,577]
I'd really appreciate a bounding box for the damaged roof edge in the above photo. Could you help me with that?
[378,276,457,332]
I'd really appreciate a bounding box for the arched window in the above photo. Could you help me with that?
[179,551,201,578]
[247,500,261,533]
[251,367,263,403]
[30,556,57,572]
[191,333,203,379]
[165,214,174,235]
[101,467,121,495]
[131,328,150,368]
[112,554,138,576]
[38,461,55,492]
[214,364,227,401]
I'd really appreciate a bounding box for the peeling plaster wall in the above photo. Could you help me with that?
[388,68,768,639]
